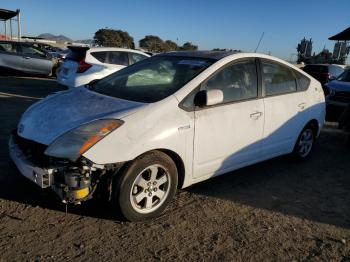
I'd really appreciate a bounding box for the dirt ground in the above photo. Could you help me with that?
[0,76,349,261]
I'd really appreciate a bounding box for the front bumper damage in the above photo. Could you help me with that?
[9,133,119,204]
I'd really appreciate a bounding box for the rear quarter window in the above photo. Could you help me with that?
[90,51,108,63]
[294,70,311,91]
[66,49,86,61]
[130,53,148,64]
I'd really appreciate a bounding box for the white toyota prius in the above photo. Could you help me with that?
[9,51,325,221]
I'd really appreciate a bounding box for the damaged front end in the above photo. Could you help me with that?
[50,158,104,204]
[9,131,122,204]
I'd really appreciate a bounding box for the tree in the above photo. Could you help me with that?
[139,35,165,52]
[94,29,134,48]
[180,42,198,51]
[212,48,226,51]
[163,40,178,51]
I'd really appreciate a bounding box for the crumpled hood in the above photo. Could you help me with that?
[326,80,350,92]
[18,87,146,145]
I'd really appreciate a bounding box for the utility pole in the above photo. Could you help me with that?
[4,20,7,38]
[17,9,21,41]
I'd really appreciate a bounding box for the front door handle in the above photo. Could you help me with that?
[23,56,31,59]
[250,111,263,120]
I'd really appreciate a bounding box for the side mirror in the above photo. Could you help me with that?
[194,89,224,107]
[329,76,336,81]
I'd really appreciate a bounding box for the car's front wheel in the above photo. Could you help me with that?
[113,151,178,221]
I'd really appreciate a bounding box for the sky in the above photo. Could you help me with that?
[1,0,349,62]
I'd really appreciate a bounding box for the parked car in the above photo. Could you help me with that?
[49,48,69,60]
[57,46,150,88]
[9,51,325,221]
[303,64,344,94]
[0,40,57,76]
[325,68,350,120]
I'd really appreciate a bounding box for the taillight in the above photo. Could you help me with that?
[322,73,331,79]
[77,60,92,73]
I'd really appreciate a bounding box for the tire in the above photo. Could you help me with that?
[292,124,316,159]
[113,151,178,221]
[52,66,60,78]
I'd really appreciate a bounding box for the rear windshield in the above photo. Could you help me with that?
[337,69,350,82]
[303,65,328,73]
[92,55,215,103]
[66,48,87,61]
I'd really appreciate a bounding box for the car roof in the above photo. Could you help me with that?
[162,50,240,60]
[88,47,150,56]
[305,64,344,68]
[0,40,19,44]
[0,40,42,46]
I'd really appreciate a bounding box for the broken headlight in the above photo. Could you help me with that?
[45,119,123,161]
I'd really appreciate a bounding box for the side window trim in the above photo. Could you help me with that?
[128,52,133,65]
[179,58,262,111]
[15,43,21,54]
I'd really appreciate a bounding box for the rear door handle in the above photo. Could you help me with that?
[23,56,31,59]
[298,103,306,111]
[250,111,263,119]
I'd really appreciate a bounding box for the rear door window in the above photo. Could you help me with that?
[107,51,129,66]
[20,44,46,57]
[90,51,108,63]
[261,60,297,96]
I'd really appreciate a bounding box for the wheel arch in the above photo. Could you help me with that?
[307,119,319,137]
[155,149,185,189]
[110,148,186,190]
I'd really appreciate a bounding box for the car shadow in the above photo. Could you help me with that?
[187,125,350,229]
[0,80,349,227]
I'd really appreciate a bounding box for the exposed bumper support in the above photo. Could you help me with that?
[9,135,54,188]
[9,134,122,204]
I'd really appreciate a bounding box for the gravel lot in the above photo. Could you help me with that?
[0,76,349,261]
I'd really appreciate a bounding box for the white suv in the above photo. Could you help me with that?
[57,47,150,88]
[10,51,325,221]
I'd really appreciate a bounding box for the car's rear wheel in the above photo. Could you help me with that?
[293,124,315,159]
[113,151,178,221]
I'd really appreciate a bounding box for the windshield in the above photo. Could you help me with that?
[337,69,350,82]
[92,55,215,103]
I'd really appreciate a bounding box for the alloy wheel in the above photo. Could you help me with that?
[298,128,314,158]
[129,164,171,214]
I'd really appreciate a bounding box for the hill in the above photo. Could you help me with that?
[37,33,73,42]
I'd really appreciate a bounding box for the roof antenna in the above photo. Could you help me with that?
[254,32,265,53]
